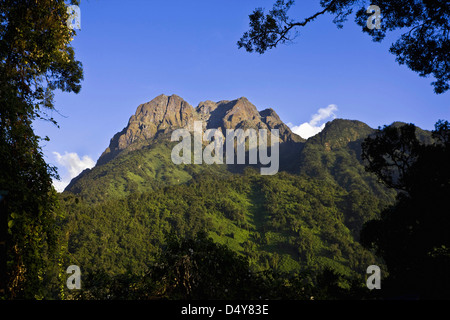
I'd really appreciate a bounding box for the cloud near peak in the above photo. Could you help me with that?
[52,151,95,192]
[288,104,338,139]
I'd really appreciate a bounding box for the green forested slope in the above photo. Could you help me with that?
[57,119,427,298]
[60,170,390,286]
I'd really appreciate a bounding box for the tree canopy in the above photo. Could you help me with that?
[238,0,450,94]
[0,0,83,298]
[360,120,450,299]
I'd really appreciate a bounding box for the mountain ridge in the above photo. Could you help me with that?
[96,94,304,167]
[64,94,431,202]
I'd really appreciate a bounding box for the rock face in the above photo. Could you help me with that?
[118,94,195,149]
[97,94,304,165]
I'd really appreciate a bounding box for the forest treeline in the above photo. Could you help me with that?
[56,169,387,299]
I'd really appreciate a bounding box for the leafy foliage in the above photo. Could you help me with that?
[238,0,450,93]
[0,0,83,299]
[361,120,450,299]
[66,231,374,300]
[59,166,389,299]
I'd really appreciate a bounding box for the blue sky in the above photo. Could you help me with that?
[33,0,450,191]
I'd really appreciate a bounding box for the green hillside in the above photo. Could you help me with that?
[60,170,386,284]
[56,118,412,299]
[65,136,231,203]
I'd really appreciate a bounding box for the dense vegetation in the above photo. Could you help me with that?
[61,170,384,275]
[361,120,450,299]
[45,119,405,300]
[0,0,83,299]
[53,118,450,300]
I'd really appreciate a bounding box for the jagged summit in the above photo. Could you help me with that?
[96,94,303,166]
[64,94,425,201]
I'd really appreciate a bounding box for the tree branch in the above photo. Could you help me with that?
[273,1,337,47]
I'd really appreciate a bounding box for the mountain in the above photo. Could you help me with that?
[65,94,305,200]
[95,94,303,166]
[64,94,394,205]
[60,94,429,292]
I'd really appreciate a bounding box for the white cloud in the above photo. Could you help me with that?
[52,152,95,192]
[288,104,338,139]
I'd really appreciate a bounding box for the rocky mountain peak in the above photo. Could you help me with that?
[96,94,303,166]
[97,94,195,165]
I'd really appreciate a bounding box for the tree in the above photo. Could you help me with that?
[360,120,450,299]
[146,232,265,300]
[238,0,450,94]
[0,0,83,298]
[361,123,422,192]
